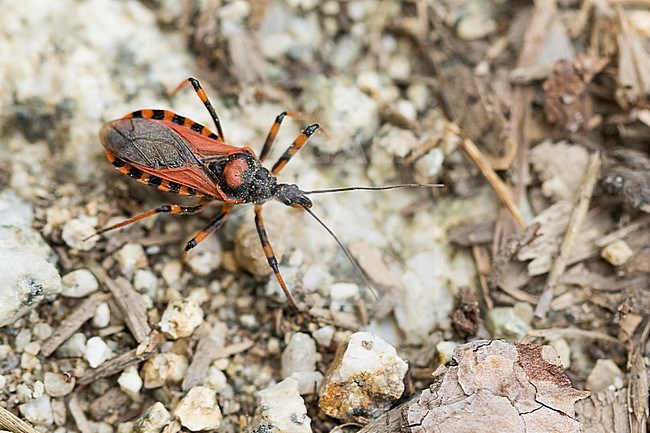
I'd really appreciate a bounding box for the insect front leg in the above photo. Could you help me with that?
[270,124,319,175]
[171,77,225,141]
[184,204,233,251]
[259,111,303,162]
[89,199,207,239]
[253,204,299,310]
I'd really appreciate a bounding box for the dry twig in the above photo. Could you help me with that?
[104,276,151,343]
[41,292,112,357]
[535,152,601,318]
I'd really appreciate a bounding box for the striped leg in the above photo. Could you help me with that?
[254,205,299,310]
[172,77,225,141]
[271,124,319,175]
[92,201,206,238]
[184,204,233,251]
[259,111,303,162]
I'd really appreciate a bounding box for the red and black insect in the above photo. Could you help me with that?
[95,77,439,311]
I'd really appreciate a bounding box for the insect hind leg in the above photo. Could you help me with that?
[89,201,206,239]
[184,204,233,252]
[172,77,225,141]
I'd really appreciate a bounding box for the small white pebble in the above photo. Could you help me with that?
[134,270,158,296]
[174,386,222,431]
[15,329,32,353]
[601,240,634,266]
[61,216,98,251]
[183,236,222,276]
[395,99,417,121]
[281,333,318,379]
[23,342,41,356]
[142,353,188,389]
[387,56,411,81]
[330,283,360,301]
[0,375,7,390]
[85,337,113,368]
[44,372,75,397]
[312,326,335,347]
[92,302,111,329]
[159,299,204,340]
[61,269,99,298]
[32,381,44,398]
[436,341,459,365]
[56,333,87,358]
[161,260,183,288]
[118,366,143,396]
[133,402,171,433]
[19,396,53,426]
[32,323,52,341]
[204,367,228,393]
[114,244,148,278]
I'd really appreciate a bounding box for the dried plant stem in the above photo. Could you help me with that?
[534,152,601,318]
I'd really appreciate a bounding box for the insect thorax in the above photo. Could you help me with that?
[206,151,277,203]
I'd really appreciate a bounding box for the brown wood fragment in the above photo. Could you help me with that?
[0,406,40,433]
[448,221,495,246]
[41,292,112,357]
[472,245,493,310]
[78,331,162,385]
[212,340,255,360]
[627,321,649,433]
[535,152,601,318]
[182,324,219,392]
[89,387,129,421]
[68,393,93,433]
[105,276,151,343]
[52,397,67,427]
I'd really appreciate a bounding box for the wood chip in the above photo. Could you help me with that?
[78,331,162,386]
[535,152,601,318]
[41,292,112,357]
[182,324,219,392]
[105,276,151,343]
[68,393,93,433]
[89,387,129,421]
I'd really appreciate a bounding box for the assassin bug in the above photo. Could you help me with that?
[94,77,440,311]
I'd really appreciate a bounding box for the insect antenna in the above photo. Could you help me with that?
[304,183,443,195]
[301,206,379,301]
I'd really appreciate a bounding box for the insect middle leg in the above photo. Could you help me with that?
[184,204,233,252]
[172,77,225,141]
[270,124,319,175]
[92,200,207,238]
[253,204,299,310]
[259,111,303,162]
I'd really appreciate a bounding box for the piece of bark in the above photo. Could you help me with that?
[182,324,220,392]
[105,276,151,343]
[0,406,40,433]
[358,340,589,433]
[448,220,495,246]
[451,288,481,338]
[41,292,112,357]
[616,7,650,105]
[576,389,630,433]
[78,331,162,385]
[542,55,608,132]
[517,202,614,276]
[89,387,129,421]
